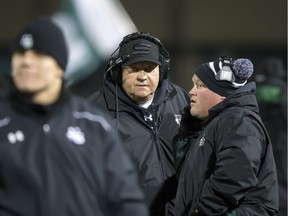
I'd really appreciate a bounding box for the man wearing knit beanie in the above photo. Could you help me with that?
[173,57,279,215]
[10,16,68,100]
[0,16,149,216]
[11,16,68,71]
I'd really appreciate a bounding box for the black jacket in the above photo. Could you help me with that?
[0,87,148,216]
[174,82,279,216]
[258,102,287,216]
[89,78,190,215]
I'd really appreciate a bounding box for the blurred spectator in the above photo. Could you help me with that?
[0,74,12,98]
[0,16,148,216]
[254,56,287,216]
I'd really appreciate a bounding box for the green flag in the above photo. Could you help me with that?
[52,0,137,85]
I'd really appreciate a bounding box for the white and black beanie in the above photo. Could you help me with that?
[195,57,254,96]
[11,16,68,71]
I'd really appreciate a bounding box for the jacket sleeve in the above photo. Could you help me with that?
[104,130,149,216]
[193,115,266,215]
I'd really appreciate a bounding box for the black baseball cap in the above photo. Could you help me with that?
[119,38,162,66]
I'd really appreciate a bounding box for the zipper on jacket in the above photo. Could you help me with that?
[153,111,166,180]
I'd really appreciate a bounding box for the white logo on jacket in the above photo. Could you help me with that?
[66,127,85,145]
[7,130,25,144]
[199,133,205,146]
[174,114,181,126]
[144,114,153,122]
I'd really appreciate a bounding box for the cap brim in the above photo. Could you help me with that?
[123,57,162,66]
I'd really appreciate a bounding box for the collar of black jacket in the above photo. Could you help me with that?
[9,81,71,116]
[206,82,258,124]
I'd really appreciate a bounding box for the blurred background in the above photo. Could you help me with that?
[0,0,286,96]
[0,1,287,215]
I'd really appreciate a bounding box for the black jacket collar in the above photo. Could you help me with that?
[207,82,259,122]
[9,82,70,116]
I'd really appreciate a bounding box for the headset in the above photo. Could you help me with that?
[215,56,236,82]
[105,32,170,83]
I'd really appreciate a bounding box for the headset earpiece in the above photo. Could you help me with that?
[111,59,121,83]
[105,54,130,83]
[104,58,119,82]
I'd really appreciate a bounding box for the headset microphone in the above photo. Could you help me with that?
[115,54,130,65]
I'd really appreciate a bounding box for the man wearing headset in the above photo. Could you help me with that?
[88,32,190,216]
[173,57,278,215]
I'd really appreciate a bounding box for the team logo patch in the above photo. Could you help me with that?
[20,34,34,49]
[199,133,205,146]
[144,114,153,122]
[174,114,181,126]
[132,43,151,55]
[66,127,85,145]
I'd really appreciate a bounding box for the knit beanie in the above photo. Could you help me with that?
[195,57,254,96]
[11,16,68,71]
